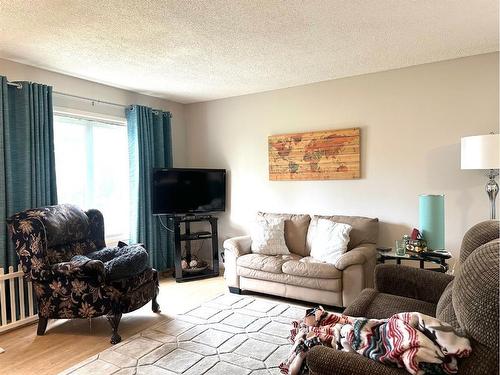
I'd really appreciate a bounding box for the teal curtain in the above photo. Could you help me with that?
[0,77,58,269]
[127,105,173,271]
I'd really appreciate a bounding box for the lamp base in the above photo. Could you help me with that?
[486,169,499,220]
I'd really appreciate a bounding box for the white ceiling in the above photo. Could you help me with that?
[0,1,498,104]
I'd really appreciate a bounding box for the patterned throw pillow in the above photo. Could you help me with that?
[250,218,290,255]
[310,219,352,264]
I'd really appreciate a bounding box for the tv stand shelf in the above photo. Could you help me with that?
[180,231,213,241]
[167,215,219,282]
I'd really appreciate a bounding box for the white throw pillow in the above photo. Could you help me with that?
[310,219,352,264]
[250,218,289,255]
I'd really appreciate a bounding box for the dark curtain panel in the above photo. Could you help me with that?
[127,105,173,271]
[0,76,57,323]
[0,76,58,271]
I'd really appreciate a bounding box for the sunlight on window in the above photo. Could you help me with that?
[54,114,130,240]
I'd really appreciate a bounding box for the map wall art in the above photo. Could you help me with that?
[268,127,360,180]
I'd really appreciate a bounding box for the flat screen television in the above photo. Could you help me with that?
[152,168,226,214]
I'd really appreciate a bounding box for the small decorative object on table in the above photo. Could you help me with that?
[404,228,428,253]
[395,239,406,256]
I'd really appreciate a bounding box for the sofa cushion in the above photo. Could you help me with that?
[310,219,352,264]
[250,217,290,255]
[237,253,301,274]
[258,212,311,256]
[282,257,342,279]
[307,215,378,251]
[237,267,342,292]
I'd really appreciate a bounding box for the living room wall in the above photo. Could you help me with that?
[0,58,187,166]
[185,52,499,264]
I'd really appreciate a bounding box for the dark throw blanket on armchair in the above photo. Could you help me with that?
[72,244,149,281]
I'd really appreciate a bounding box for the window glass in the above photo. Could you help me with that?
[54,114,130,240]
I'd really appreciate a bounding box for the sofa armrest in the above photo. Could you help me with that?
[223,235,252,257]
[307,346,406,375]
[222,235,251,289]
[374,264,454,304]
[335,245,376,270]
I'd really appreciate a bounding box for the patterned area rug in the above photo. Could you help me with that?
[59,294,307,375]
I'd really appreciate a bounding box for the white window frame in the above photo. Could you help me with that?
[54,106,126,127]
[53,107,129,246]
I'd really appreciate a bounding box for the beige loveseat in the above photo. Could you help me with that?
[223,212,379,307]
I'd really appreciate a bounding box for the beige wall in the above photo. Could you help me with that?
[185,53,500,263]
[0,58,187,166]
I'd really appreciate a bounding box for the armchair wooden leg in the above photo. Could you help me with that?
[152,269,160,313]
[228,287,241,295]
[152,296,161,313]
[37,317,48,336]
[106,312,122,345]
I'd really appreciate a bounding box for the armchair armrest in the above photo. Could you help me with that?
[223,235,252,257]
[307,346,406,375]
[374,264,453,304]
[335,245,376,270]
[48,258,106,283]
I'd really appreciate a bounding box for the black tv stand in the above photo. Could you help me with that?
[167,215,219,282]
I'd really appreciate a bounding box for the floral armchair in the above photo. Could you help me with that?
[7,204,160,344]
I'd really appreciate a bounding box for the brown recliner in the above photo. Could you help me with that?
[306,220,499,375]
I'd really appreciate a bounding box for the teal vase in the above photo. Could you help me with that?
[419,195,445,250]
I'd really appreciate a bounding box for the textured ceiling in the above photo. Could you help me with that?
[0,1,498,104]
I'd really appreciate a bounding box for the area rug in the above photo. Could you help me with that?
[59,294,307,375]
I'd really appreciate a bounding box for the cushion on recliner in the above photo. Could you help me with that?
[42,204,90,247]
[72,244,149,281]
[343,288,436,319]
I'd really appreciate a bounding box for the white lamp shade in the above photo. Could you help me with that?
[461,134,500,170]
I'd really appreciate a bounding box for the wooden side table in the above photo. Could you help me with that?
[377,248,451,273]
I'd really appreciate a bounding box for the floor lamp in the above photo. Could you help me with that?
[461,133,500,219]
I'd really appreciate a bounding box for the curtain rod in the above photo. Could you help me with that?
[6,80,172,116]
[7,81,22,88]
[53,91,130,109]
[6,80,127,108]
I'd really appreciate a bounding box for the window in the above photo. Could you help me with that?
[53,113,130,242]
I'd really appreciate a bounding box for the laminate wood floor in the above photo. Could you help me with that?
[0,276,227,375]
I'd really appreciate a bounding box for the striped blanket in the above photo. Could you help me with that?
[279,307,471,375]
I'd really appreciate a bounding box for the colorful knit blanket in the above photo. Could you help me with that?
[279,307,471,375]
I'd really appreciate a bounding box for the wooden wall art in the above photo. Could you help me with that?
[268,127,360,180]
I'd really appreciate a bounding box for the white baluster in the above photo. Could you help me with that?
[8,266,16,323]
[18,265,25,320]
[27,280,34,317]
[0,268,7,326]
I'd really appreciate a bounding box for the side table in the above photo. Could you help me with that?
[377,248,451,273]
